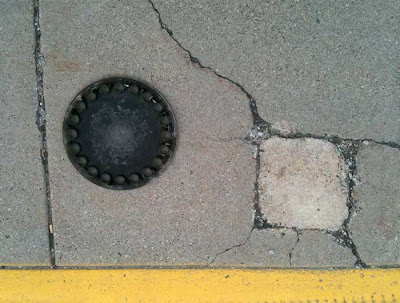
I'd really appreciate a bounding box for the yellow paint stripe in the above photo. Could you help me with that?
[0,268,399,302]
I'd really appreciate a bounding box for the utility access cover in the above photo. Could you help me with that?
[63,77,176,190]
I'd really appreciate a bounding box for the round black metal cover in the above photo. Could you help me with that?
[63,77,177,190]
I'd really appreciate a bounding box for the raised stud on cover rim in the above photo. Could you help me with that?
[161,131,172,141]
[68,114,80,126]
[74,101,86,112]
[100,173,111,184]
[142,168,152,177]
[160,145,170,155]
[68,143,80,154]
[128,173,140,183]
[84,91,96,102]
[152,157,163,168]
[114,175,126,185]
[154,103,163,112]
[66,128,78,140]
[112,82,124,93]
[99,84,110,95]
[76,156,87,167]
[142,91,152,102]
[87,166,98,177]
[160,116,169,126]
[128,85,139,95]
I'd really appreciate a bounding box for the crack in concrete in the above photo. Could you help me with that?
[247,129,400,150]
[148,0,400,151]
[252,145,266,229]
[147,0,398,268]
[147,0,266,127]
[207,228,254,266]
[269,132,400,151]
[327,141,366,268]
[288,229,301,267]
[33,0,55,268]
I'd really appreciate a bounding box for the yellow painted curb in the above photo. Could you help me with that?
[0,268,399,302]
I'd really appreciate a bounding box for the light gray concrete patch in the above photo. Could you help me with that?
[259,138,348,230]
[153,0,400,143]
[290,231,356,267]
[41,0,255,265]
[212,228,298,267]
[0,1,49,265]
[349,143,400,265]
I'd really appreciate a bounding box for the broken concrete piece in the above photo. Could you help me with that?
[350,143,400,265]
[290,231,356,267]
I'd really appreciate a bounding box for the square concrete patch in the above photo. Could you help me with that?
[259,137,348,230]
[41,0,255,265]
[0,1,49,265]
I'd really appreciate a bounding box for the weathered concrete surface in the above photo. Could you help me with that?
[290,231,356,267]
[1,0,399,269]
[259,138,348,230]
[350,143,400,265]
[0,1,49,265]
[213,229,298,267]
[41,0,255,265]
[152,0,400,143]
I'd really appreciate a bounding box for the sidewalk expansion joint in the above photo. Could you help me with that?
[33,0,56,268]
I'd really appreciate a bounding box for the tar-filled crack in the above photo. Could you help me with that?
[326,141,366,268]
[34,0,56,268]
[207,228,254,266]
[147,0,399,268]
[289,229,301,267]
[252,145,266,229]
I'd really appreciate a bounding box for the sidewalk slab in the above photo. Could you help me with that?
[41,0,255,266]
[39,0,400,268]
[350,143,400,265]
[212,229,298,267]
[291,231,356,267]
[0,1,49,265]
[153,0,400,143]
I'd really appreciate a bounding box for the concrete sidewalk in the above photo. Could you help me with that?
[0,0,399,268]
